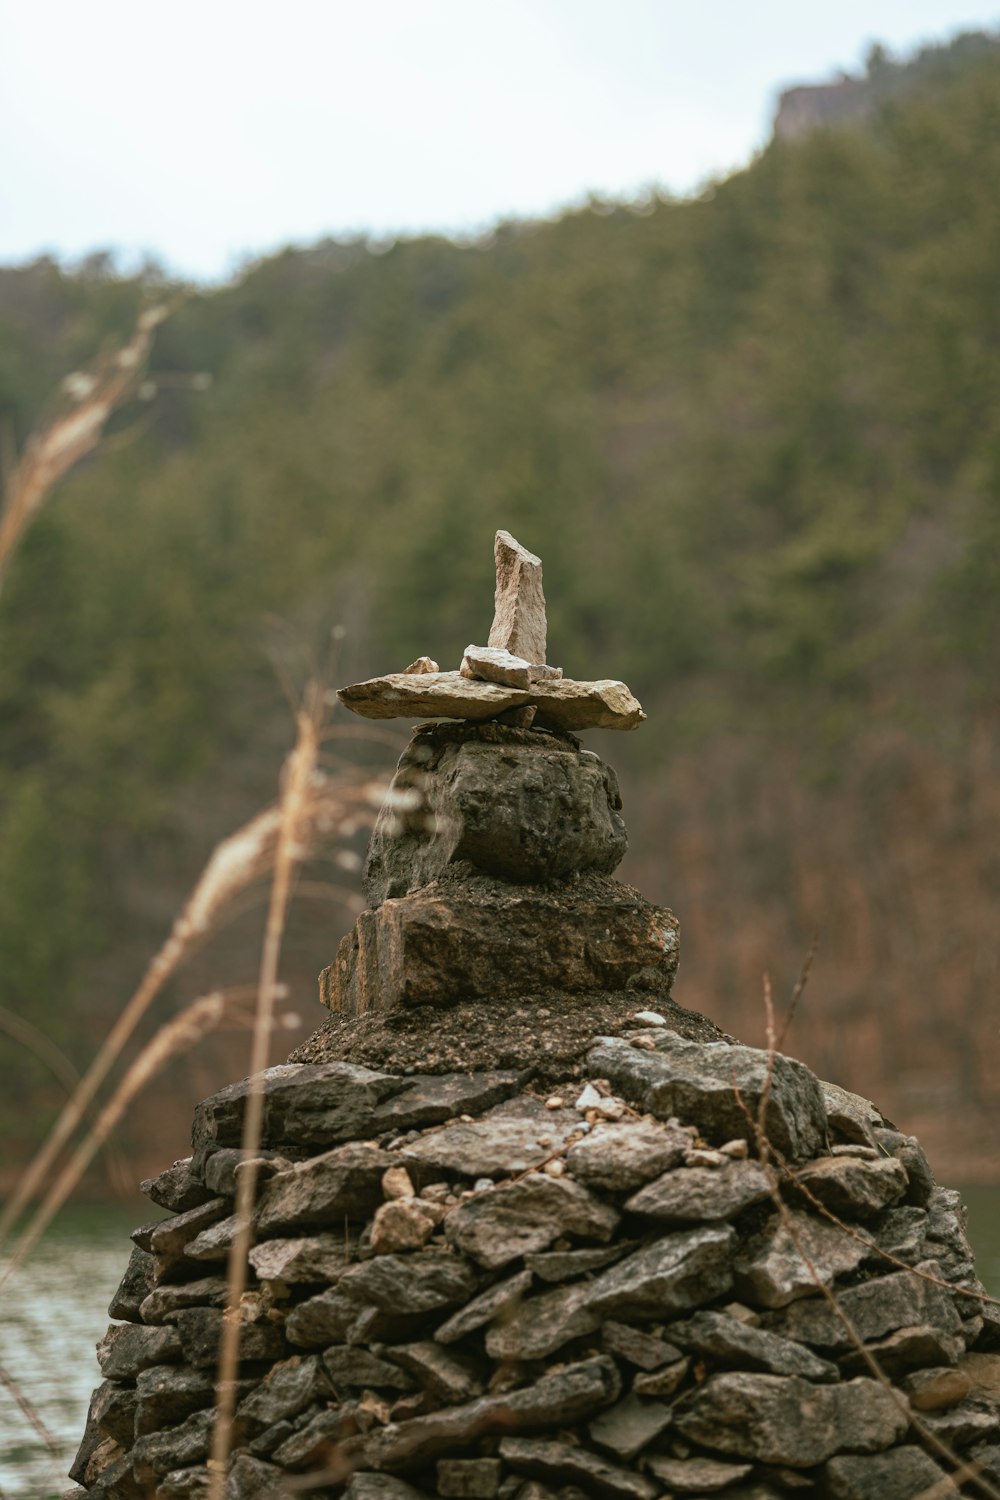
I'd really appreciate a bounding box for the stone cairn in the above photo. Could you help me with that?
[70,533,1000,1500]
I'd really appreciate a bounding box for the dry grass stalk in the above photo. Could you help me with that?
[742,975,1000,1500]
[0,305,168,591]
[207,691,323,1499]
[1,987,258,1287]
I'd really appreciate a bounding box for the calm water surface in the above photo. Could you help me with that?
[2,1189,1000,1498]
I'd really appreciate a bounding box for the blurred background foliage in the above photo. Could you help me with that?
[0,31,998,1181]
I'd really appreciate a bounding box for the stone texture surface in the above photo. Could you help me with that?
[734,1210,869,1308]
[445,1174,619,1268]
[624,1159,772,1222]
[337,670,645,731]
[588,1034,826,1160]
[675,1372,909,1465]
[322,883,679,1013]
[363,725,628,900]
[824,1445,960,1498]
[787,1153,908,1218]
[487,530,547,665]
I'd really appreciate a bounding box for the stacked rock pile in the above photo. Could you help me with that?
[70,1028,1000,1500]
[67,535,1000,1499]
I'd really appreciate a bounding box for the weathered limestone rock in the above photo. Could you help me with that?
[601,1320,684,1370]
[461,645,558,689]
[97,1322,182,1379]
[564,1117,691,1191]
[667,1308,840,1380]
[140,1157,213,1213]
[588,1035,827,1160]
[235,1356,331,1434]
[625,1160,772,1223]
[107,1246,156,1320]
[587,1391,674,1460]
[434,1268,533,1344]
[445,1174,619,1269]
[584,1223,735,1319]
[764,1262,963,1348]
[524,1243,631,1281]
[337,670,645,731]
[255,1142,392,1232]
[824,1446,960,1500]
[248,1233,355,1285]
[498,1435,658,1500]
[645,1455,753,1493]
[363,726,628,899]
[733,1210,869,1308]
[488,531,547,665]
[675,1372,909,1465]
[400,1097,582,1177]
[192,1060,403,1151]
[787,1153,908,1219]
[323,885,679,1013]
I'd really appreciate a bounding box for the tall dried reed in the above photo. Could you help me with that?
[0,305,168,591]
[207,688,324,1496]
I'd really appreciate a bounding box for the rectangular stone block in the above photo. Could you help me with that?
[320,888,680,1014]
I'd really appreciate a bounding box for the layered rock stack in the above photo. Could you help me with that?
[69,535,1000,1500]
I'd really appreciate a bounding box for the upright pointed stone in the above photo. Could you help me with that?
[488,531,546,665]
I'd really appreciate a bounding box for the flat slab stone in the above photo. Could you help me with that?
[764,1261,963,1347]
[666,1309,839,1380]
[435,1268,533,1345]
[565,1118,691,1191]
[645,1455,753,1493]
[324,887,679,1013]
[337,670,645,731]
[498,1435,658,1500]
[588,1036,826,1161]
[733,1210,869,1308]
[445,1174,619,1269]
[625,1160,772,1223]
[358,1355,621,1472]
[255,1142,392,1233]
[584,1223,735,1321]
[248,1234,356,1285]
[588,1391,673,1460]
[675,1372,908,1466]
[192,1061,404,1151]
[825,1446,960,1499]
[787,1154,908,1219]
[399,1097,583,1177]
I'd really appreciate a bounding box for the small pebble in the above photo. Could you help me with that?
[472,1177,494,1193]
[719,1139,749,1160]
[630,1035,656,1051]
[575,1084,602,1110]
[631,1010,667,1026]
[543,1159,566,1177]
[685,1147,726,1167]
[545,1096,565,1109]
[597,1096,625,1120]
[382,1165,415,1199]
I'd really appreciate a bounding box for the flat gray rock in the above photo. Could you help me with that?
[400,1097,582,1178]
[337,670,645,731]
[524,1244,630,1281]
[140,1157,214,1213]
[587,1036,826,1161]
[139,1275,228,1324]
[224,1455,284,1497]
[134,1365,220,1436]
[255,1142,392,1232]
[601,1320,683,1370]
[97,1322,181,1379]
[322,1345,415,1393]
[434,1268,533,1344]
[733,1209,868,1308]
[839,1323,966,1377]
[107,1244,156,1321]
[192,1061,404,1151]
[359,1355,621,1471]
[248,1233,356,1285]
[132,1409,214,1483]
[666,1309,839,1380]
[675,1372,908,1466]
[445,1173,619,1269]
[825,1445,960,1499]
[236,1355,331,1434]
[339,1249,479,1315]
[788,1154,908,1219]
[167,1307,286,1370]
[498,1435,658,1500]
[645,1455,753,1493]
[565,1117,690,1191]
[588,1391,673,1460]
[386,1341,485,1403]
[484,1280,599,1361]
[370,1071,526,1131]
[625,1160,772,1222]
[765,1262,963,1349]
[585,1223,735,1320]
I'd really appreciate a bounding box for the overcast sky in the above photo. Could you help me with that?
[2,1,997,282]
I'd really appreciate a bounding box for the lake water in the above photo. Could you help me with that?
[2,1188,999,1498]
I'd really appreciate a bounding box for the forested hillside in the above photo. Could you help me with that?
[1,33,998,1180]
